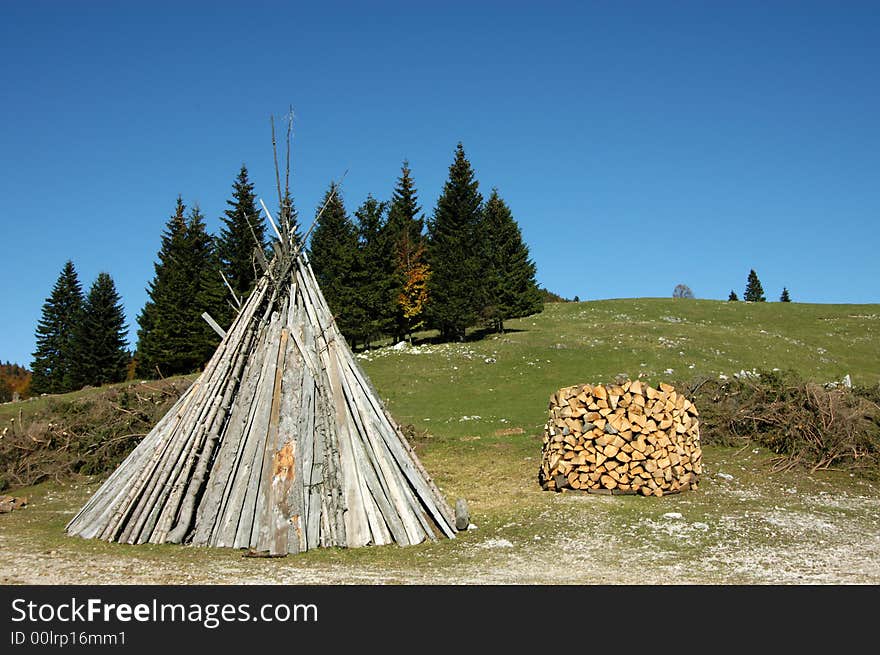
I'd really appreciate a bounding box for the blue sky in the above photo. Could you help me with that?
[1,1,878,366]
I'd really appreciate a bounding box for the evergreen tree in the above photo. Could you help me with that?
[308,184,364,344]
[136,197,188,377]
[728,290,739,301]
[744,269,766,302]
[780,287,791,302]
[354,195,388,347]
[136,198,225,378]
[187,204,228,362]
[382,161,427,341]
[481,189,543,332]
[70,272,129,388]
[216,165,265,316]
[427,143,486,341]
[30,260,84,394]
[279,189,302,251]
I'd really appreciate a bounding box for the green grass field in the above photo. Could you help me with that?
[2,298,878,584]
[359,298,879,466]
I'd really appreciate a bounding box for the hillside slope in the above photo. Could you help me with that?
[360,298,880,441]
[1,299,878,584]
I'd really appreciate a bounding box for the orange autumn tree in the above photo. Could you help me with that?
[396,234,430,343]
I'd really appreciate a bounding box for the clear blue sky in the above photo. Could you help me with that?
[2,1,878,367]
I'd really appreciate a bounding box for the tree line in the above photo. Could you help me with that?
[29,142,542,392]
[673,271,792,303]
[308,143,542,348]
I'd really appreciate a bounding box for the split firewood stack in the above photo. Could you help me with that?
[539,380,702,496]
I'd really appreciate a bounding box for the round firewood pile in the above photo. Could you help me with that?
[538,380,702,496]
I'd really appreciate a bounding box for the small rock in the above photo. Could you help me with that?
[467,523,478,530]
[663,512,683,520]
[455,498,470,531]
[842,374,852,388]
[692,522,709,531]
[716,472,734,480]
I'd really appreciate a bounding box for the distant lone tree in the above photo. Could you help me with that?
[728,290,739,301]
[673,284,695,299]
[743,269,766,302]
[780,287,791,302]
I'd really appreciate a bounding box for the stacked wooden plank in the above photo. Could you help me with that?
[66,224,457,554]
[538,380,702,496]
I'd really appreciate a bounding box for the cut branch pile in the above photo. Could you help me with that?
[539,380,702,496]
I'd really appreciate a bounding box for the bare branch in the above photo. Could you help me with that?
[271,114,283,210]
[219,269,242,309]
[259,197,285,245]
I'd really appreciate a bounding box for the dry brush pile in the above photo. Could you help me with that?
[690,371,880,477]
[0,378,190,491]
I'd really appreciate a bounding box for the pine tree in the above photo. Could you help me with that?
[427,143,486,341]
[30,260,84,394]
[308,184,364,344]
[728,290,739,301]
[744,269,766,302]
[136,198,226,378]
[70,272,129,388]
[279,189,302,251]
[780,287,791,302]
[380,161,426,342]
[354,194,388,347]
[216,165,265,316]
[137,197,187,377]
[481,189,543,332]
[187,204,228,363]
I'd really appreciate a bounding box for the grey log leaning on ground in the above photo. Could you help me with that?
[66,217,457,554]
[538,380,703,497]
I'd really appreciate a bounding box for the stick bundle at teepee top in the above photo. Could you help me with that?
[66,179,456,555]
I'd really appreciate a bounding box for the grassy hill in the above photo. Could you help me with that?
[360,298,879,439]
[1,298,878,584]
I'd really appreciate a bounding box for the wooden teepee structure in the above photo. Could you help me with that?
[66,141,456,555]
